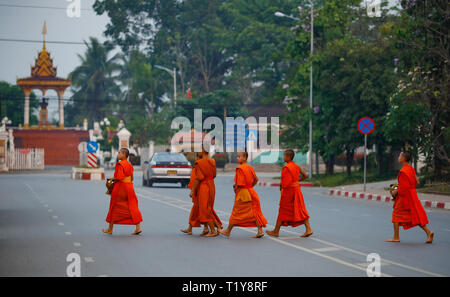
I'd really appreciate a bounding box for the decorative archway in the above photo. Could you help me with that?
[17,22,71,129]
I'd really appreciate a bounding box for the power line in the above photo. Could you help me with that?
[0,38,86,45]
[0,3,92,11]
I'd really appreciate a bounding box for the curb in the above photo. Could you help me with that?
[329,189,450,210]
[72,172,105,181]
[257,181,313,187]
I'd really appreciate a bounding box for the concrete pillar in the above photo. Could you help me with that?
[57,90,65,129]
[24,90,31,129]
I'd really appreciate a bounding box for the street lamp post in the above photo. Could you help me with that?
[275,1,314,177]
[155,65,177,106]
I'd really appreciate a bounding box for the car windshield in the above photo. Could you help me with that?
[153,153,188,163]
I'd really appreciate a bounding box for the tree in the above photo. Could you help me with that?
[0,81,38,126]
[383,0,449,179]
[66,37,121,126]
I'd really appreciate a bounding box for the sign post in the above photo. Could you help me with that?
[358,117,375,192]
[87,141,99,168]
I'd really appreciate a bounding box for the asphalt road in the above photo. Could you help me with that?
[1,171,449,277]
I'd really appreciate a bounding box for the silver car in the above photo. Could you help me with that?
[142,152,192,188]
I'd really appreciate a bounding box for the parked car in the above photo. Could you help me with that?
[142,152,192,187]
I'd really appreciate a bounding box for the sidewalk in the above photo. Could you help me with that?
[329,180,450,210]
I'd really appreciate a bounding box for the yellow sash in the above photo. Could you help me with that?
[237,187,252,202]
[121,176,132,183]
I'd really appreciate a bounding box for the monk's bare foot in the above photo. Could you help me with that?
[204,231,218,237]
[180,229,193,235]
[426,232,434,244]
[200,229,209,236]
[301,231,313,238]
[102,228,112,234]
[386,238,400,242]
[266,230,279,237]
[132,229,142,235]
[254,231,264,238]
[219,229,230,237]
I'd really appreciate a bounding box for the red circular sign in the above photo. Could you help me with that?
[358,117,375,135]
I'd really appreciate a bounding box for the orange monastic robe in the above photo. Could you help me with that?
[229,164,267,227]
[392,163,429,230]
[187,157,222,227]
[106,160,143,225]
[276,161,310,227]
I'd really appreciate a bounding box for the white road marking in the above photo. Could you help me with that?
[136,189,383,276]
[52,216,58,219]
[73,242,81,247]
[97,274,108,277]
[357,262,391,267]
[313,247,341,252]
[48,209,53,212]
[84,257,94,263]
[136,188,445,277]
[57,222,64,226]
[278,236,301,240]
[65,232,72,236]
[44,204,48,208]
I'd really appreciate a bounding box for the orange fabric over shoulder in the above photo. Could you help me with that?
[392,163,428,230]
[228,163,267,227]
[106,160,143,225]
[187,157,222,227]
[276,161,309,227]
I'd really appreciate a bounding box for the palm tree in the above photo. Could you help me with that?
[67,37,121,125]
[117,50,164,118]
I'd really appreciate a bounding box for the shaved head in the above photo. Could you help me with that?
[284,149,295,161]
[120,148,129,158]
[238,151,248,160]
[401,151,411,162]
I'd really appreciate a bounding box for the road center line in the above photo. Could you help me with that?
[136,189,387,276]
[136,188,444,277]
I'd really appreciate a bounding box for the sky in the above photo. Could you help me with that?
[0,0,109,123]
[0,0,400,124]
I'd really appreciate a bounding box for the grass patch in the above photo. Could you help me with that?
[417,184,450,196]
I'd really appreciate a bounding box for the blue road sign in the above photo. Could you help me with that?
[225,119,246,151]
[358,117,375,135]
[246,129,258,142]
[87,141,99,153]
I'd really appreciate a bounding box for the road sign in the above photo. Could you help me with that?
[225,119,246,151]
[246,129,258,142]
[357,117,375,192]
[87,141,99,153]
[87,153,98,168]
[358,117,375,135]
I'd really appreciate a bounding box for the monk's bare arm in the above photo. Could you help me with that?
[253,175,259,187]
[298,166,309,182]
[191,179,200,196]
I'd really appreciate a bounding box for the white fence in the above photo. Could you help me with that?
[7,148,45,170]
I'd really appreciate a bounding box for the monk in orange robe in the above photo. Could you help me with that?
[181,149,222,237]
[387,151,434,243]
[220,152,267,238]
[266,149,313,238]
[103,148,143,235]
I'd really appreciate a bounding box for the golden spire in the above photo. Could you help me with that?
[42,21,47,51]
